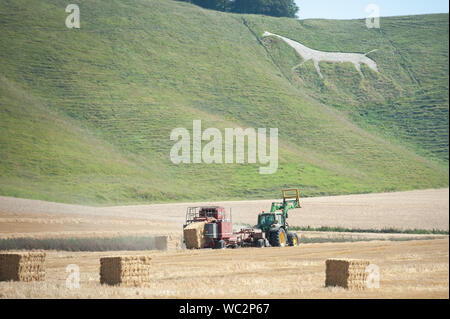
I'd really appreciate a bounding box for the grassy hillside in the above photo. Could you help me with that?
[0,0,448,204]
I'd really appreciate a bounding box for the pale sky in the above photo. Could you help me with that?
[295,0,449,19]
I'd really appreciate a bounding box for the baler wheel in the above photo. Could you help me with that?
[257,239,265,248]
[215,240,226,249]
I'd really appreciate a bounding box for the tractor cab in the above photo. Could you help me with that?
[184,206,227,226]
[257,213,284,232]
[199,206,226,220]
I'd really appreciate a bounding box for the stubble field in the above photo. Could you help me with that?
[0,188,448,298]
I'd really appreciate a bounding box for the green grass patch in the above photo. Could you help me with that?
[298,236,444,244]
[291,226,449,235]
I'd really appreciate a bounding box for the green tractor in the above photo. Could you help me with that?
[256,189,301,247]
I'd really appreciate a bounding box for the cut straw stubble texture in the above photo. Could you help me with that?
[0,252,46,282]
[325,259,370,290]
[183,221,207,249]
[100,256,151,287]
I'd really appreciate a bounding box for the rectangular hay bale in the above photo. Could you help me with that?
[0,252,46,282]
[100,256,151,287]
[183,221,207,249]
[325,259,370,290]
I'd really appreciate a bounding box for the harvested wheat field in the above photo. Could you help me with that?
[0,189,448,298]
[0,239,448,298]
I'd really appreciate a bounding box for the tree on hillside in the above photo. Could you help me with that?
[177,0,232,12]
[215,0,232,11]
[177,0,299,18]
[232,0,299,18]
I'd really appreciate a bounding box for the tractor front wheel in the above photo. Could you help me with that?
[268,228,287,247]
[287,232,300,246]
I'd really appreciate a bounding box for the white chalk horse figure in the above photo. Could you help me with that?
[263,31,378,78]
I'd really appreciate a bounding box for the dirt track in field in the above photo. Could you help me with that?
[0,238,448,298]
[0,188,448,239]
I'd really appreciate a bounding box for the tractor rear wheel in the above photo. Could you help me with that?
[268,228,287,247]
[215,240,226,249]
[287,232,300,246]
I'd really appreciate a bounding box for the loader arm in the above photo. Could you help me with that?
[269,188,301,218]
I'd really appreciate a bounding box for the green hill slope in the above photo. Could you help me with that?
[0,0,448,204]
